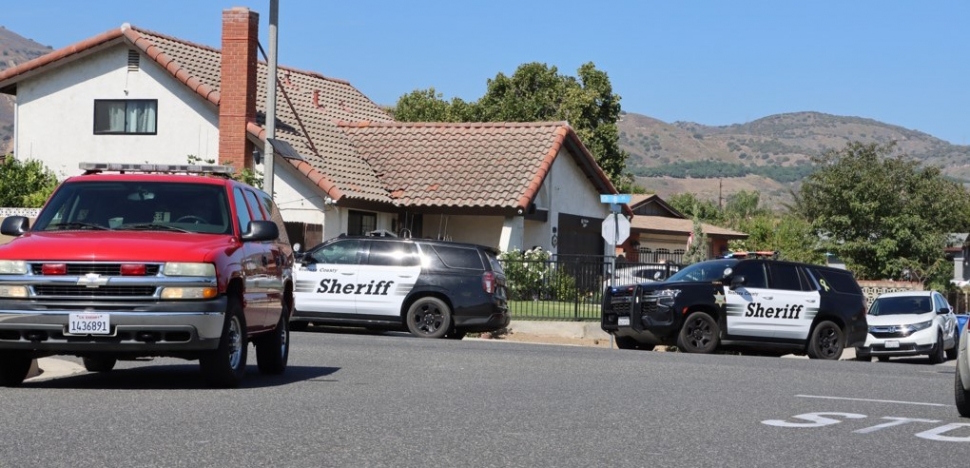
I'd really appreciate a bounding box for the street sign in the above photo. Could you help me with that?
[601,214,630,245]
[599,194,632,205]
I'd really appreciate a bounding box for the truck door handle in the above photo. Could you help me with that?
[341,272,354,276]
[261,256,269,266]
[806,299,817,303]
[762,296,773,300]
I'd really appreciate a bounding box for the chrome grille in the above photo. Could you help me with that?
[32,285,158,297]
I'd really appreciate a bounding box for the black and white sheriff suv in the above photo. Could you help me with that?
[601,252,868,359]
[290,234,509,339]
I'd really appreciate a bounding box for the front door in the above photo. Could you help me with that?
[355,240,422,317]
[293,239,363,316]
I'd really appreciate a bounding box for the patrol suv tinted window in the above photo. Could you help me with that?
[769,263,803,291]
[233,187,252,234]
[731,261,767,288]
[431,245,484,270]
[366,241,419,267]
[311,240,363,265]
[484,250,504,274]
[806,267,861,294]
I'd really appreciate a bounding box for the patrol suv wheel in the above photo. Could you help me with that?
[929,333,946,364]
[82,356,117,372]
[256,311,289,375]
[200,297,248,388]
[0,351,33,387]
[289,320,308,332]
[406,297,452,339]
[677,312,720,354]
[956,361,970,417]
[807,320,843,360]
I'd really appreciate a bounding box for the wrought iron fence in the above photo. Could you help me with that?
[499,255,681,321]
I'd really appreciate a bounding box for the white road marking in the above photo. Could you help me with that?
[796,394,948,407]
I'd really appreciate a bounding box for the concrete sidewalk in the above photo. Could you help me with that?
[26,357,85,382]
[506,320,858,360]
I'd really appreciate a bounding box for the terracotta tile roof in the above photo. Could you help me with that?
[337,121,616,210]
[0,23,620,210]
[630,215,747,239]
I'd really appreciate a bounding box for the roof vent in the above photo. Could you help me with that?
[127,50,140,72]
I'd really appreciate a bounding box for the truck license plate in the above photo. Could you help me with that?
[618,316,630,327]
[884,340,899,349]
[68,313,111,335]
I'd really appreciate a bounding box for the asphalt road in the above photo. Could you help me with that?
[2,330,966,468]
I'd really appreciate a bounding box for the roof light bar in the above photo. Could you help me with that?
[79,162,235,176]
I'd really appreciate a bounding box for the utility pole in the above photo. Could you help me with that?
[262,0,279,197]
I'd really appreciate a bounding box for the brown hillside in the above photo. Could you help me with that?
[0,26,53,154]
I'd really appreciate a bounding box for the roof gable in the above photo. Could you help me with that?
[0,22,620,211]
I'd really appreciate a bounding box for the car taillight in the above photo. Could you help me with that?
[482,271,496,294]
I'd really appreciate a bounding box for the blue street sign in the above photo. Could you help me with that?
[599,194,632,205]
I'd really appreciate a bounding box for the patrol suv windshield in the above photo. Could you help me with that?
[665,259,738,283]
[33,181,232,235]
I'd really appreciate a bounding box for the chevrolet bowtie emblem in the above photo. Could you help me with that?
[77,273,109,288]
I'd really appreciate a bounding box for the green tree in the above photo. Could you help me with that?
[728,213,824,264]
[0,157,58,207]
[795,141,970,280]
[394,62,631,188]
[667,192,724,225]
[682,217,708,264]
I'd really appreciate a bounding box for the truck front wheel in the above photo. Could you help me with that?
[200,297,248,388]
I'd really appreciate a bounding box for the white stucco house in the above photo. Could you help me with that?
[0,7,622,257]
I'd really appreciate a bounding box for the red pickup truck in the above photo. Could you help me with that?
[0,163,294,387]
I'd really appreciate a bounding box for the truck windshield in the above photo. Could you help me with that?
[33,181,232,235]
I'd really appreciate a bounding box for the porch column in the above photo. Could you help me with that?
[499,216,524,252]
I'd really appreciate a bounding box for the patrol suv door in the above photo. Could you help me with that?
[764,263,817,340]
[355,240,421,317]
[724,261,776,338]
[294,239,363,316]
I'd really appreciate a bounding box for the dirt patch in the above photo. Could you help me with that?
[475,330,614,348]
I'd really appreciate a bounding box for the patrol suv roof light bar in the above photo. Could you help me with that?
[79,162,235,178]
[724,250,779,259]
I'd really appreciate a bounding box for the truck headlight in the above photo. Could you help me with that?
[0,261,27,275]
[162,263,215,277]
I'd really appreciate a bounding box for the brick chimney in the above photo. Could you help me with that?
[219,7,258,171]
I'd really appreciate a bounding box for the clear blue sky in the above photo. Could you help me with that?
[6,1,969,144]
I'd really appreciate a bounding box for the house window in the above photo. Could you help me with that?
[348,210,377,236]
[94,99,157,134]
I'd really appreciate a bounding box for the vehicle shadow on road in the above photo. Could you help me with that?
[24,364,341,390]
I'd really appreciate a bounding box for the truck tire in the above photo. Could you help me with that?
[82,356,117,372]
[0,351,33,387]
[200,297,248,388]
[256,311,289,375]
